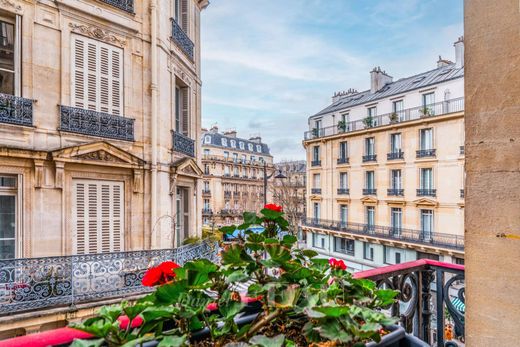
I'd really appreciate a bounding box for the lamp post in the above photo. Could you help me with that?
[263,162,286,205]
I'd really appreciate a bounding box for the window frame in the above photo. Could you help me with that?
[0,15,21,96]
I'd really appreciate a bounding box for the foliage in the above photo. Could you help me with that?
[337,120,348,132]
[389,113,399,123]
[419,107,433,117]
[363,115,375,128]
[71,206,398,347]
[311,128,320,137]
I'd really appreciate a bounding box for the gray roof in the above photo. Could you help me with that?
[275,160,306,173]
[312,64,464,118]
[201,131,271,155]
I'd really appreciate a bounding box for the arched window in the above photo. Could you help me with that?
[221,138,228,146]
[256,145,262,152]
[204,135,211,144]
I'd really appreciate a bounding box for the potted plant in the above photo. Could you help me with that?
[311,128,320,138]
[419,107,432,118]
[69,205,428,347]
[389,112,399,123]
[337,120,347,132]
[363,115,375,128]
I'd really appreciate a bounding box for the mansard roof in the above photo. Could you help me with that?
[201,131,271,156]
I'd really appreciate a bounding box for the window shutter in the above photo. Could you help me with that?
[180,0,189,32]
[74,182,86,254]
[181,88,189,136]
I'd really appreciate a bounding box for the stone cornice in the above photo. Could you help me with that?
[69,22,127,47]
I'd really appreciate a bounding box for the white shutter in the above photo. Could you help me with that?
[180,0,189,32]
[72,180,124,254]
[71,35,123,116]
[181,88,189,136]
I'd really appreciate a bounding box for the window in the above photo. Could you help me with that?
[224,166,230,175]
[420,168,433,190]
[392,100,404,120]
[422,92,435,107]
[239,142,245,150]
[72,180,124,254]
[223,151,229,159]
[365,137,375,155]
[313,174,321,188]
[312,233,326,249]
[419,128,433,150]
[339,141,348,159]
[366,206,375,231]
[175,187,190,245]
[232,153,238,162]
[339,205,348,226]
[390,133,401,153]
[221,138,228,146]
[313,202,320,221]
[363,242,375,261]
[203,199,210,210]
[0,175,17,259]
[365,171,375,189]
[339,172,348,189]
[367,106,377,126]
[0,18,19,95]
[204,164,209,175]
[241,154,246,163]
[72,35,123,115]
[203,181,209,190]
[384,246,403,264]
[230,140,236,147]
[391,169,402,189]
[248,143,253,151]
[259,157,264,163]
[454,257,465,265]
[314,119,322,129]
[391,208,402,236]
[312,146,320,161]
[334,237,354,255]
[421,209,434,240]
[174,86,190,135]
[204,135,211,144]
[250,155,256,162]
[173,0,189,33]
[233,167,239,176]
[256,145,262,152]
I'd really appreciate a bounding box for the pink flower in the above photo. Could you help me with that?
[329,258,347,271]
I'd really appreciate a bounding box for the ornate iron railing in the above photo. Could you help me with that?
[302,218,464,251]
[0,241,218,315]
[416,149,437,158]
[311,188,322,194]
[362,154,377,162]
[417,188,437,197]
[99,0,134,13]
[0,93,33,127]
[337,157,349,164]
[172,131,195,157]
[387,151,404,160]
[311,160,321,167]
[355,260,465,346]
[337,188,349,195]
[304,97,464,140]
[60,105,134,141]
[363,188,377,195]
[171,19,194,60]
[387,188,404,196]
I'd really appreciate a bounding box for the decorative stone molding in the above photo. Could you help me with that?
[133,169,143,193]
[0,0,23,14]
[75,150,127,164]
[169,56,193,87]
[33,159,45,188]
[55,162,65,189]
[69,23,127,47]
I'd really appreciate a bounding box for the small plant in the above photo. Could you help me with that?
[363,115,375,128]
[311,128,320,137]
[419,107,433,117]
[389,112,399,123]
[71,204,398,346]
[337,120,348,132]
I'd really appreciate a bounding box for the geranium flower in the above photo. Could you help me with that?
[264,203,283,212]
[141,261,180,286]
[329,258,347,271]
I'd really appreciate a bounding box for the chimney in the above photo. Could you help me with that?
[249,135,262,143]
[223,129,237,137]
[370,66,393,93]
[454,36,464,68]
[437,55,453,68]
[331,88,358,103]
[210,124,219,133]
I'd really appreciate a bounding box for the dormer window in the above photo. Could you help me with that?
[256,145,262,152]
[239,142,245,150]
[230,140,236,147]
[221,138,227,146]
[204,135,211,144]
[248,144,253,151]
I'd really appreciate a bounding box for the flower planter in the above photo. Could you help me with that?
[367,325,429,347]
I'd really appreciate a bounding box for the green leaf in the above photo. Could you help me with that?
[249,334,285,347]
[98,305,122,322]
[221,225,238,235]
[243,211,258,224]
[219,300,245,320]
[265,244,291,263]
[281,235,297,247]
[226,270,250,283]
[70,338,104,347]
[301,249,318,258]
[158,335,187,347]
[260,208,283,220]
[140,306,177,322]
[313,305,351,318]
[317,320,353,344]
[155,282,187,304]
[222,243,254,266]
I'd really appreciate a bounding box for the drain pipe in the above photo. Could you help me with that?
[150,0,158,249]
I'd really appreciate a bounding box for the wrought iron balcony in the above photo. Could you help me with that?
[302,218,464,251]
[460,145,465,155]
[0,93,33,127]
[363,188,377,195]
[337,157,349,165]
[171,19,194,60]
[60,105,134,141]
[460,189,465,199]
[0,241,218,315]
[387,151,404,160]
[224,191,231,198]
[416,149,436,158]
[172,131,195,157]
[362,154,377,162]
[99,0,134,13]
[337,188,349,195]
[417,188,437,197]
[387,188,404,196]
[311,160,321,167]
[311,188,321,194]
[202,208,213,215]
[220,209,240,216]
[202,189,211,196]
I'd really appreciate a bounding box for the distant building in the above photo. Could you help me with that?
[302,38,465,272]
[201,126,274,227]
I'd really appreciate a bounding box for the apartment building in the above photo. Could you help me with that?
[0,0,208,259]
[201,126,274,226]
[302,38,465,272]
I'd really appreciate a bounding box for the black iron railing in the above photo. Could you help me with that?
[387,188,404,196]
[362,154,377,162]
[337,188,349,195]
[460,189,464,199]
[302,218,464,251]
[202,208,213,215]
[99,0,134,13]
[460,145,465,155]
[172,131,195,157]
[363,188,377,195]
[171,19,194,60]
[387,151,404,160]
[337,157,349,164]
[0,241,218,315]
[311,160,321,167]
[304,97,464,140]
[220,209,240,216]
[416,149,436,158]
[60,106,134,141]
[311,188,322,194]
[417,188,436,197]
[202,189,211,196]
[0,93,33,127]
[224,192,231,198]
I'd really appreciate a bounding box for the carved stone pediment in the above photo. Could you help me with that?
[413,198,438,207]
[69,23,127,47]
[0,0,23,14]
[171,157,203,178]
[361,196,378,205]
[75,150,127,163]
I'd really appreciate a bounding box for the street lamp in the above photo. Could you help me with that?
[263,162,286,206]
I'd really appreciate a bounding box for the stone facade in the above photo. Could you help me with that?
[0,0,208,259]
[302,42,465,272]
[201,126,274,227]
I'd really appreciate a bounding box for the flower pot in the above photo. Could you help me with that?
[366,325,429,347]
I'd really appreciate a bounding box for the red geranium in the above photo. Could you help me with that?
[141,261,180,287]
[264,203,283,212]
[329,258,347,271]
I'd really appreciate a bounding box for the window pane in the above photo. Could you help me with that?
[0,195,15,239]
[0,69,14,95]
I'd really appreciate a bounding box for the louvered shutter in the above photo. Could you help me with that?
[180,0,189,32]
[71,36,123,116]
[72,180,124,254]
[181,88,189,136]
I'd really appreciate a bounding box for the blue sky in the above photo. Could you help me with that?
[201,0,463,161]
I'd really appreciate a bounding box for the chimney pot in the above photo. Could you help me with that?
[454,36,464,68]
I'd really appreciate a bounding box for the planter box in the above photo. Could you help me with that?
[367,325,430,347]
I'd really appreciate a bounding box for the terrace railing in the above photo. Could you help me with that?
[99,0,134,13]
[302,218,464,251]
[304,97,464,140]
[0,240,218,316]
[0,93,33,127]
[172,131,195,157]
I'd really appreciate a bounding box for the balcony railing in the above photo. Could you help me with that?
[311,188,322,194]
[363,188,377,195]
[417,188,437,197]
[311,160,321,167]
[302,218,464,251]
[172,131,195,157]
[59,106,134,141]
[416,149,436,158]
[387,188,404,196]
[220,209,240,216]
[202,189,211,196]
[0,241,218,315]
[337,157,349,165]
[387,151,404,160]
[224,191,232,198]
[304,97,464,140]
[99,0,134,13]
[337,188,349,195]
[0,93,33,127]
[202,208,213,215]
[362,154,377,162]
[171,19,194,60]
[460,145,465,155]
[460,189,465,199]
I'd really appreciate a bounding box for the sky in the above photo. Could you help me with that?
[200,0,463,161]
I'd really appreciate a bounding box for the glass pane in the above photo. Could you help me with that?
[0,196,15,239]
[0,239,14,259]
[0,69,14,95]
